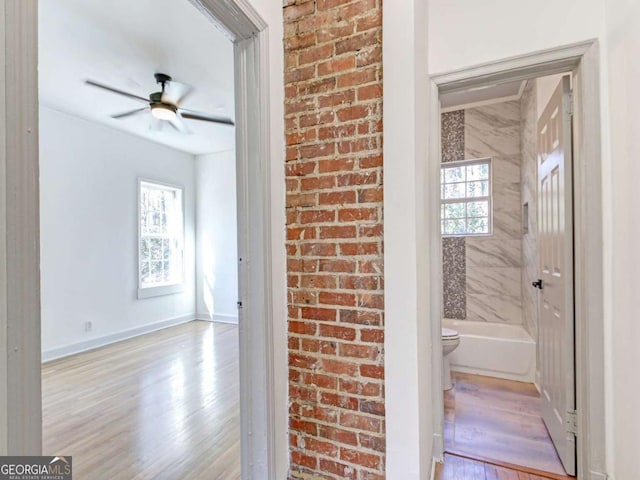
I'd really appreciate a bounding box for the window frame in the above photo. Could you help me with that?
[137,178,186,299]
[440,157,493,237]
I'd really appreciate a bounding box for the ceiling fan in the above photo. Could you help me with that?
[85,72,234,133]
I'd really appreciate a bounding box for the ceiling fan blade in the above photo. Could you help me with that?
[150,117,163,132]
[169,113,191,134]
[162,81,193,106]
[85,79,149,104]
[179,108,235,126]
[111,107,149,119]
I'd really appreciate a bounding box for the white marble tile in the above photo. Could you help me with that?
[465,101,522,158]
[492,182,522,239]
[492,155,521,185]
[466,266,522,298]
[467,293,523,324]
[466,238,522,268]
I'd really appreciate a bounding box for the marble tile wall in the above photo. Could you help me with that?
[441,111,466,319]
[520,81,539,339]
[465,101,523,325]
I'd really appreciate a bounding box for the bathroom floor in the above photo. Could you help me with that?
[444,372,573,478]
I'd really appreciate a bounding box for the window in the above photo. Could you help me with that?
[138,180,185,298]
[441,158,492,236]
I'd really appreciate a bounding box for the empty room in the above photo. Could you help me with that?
[38,0,241,477]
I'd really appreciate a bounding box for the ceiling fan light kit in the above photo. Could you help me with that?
[85,72,235,130]
[151,103,177,121]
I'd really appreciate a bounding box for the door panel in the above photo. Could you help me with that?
[537,76,575,476]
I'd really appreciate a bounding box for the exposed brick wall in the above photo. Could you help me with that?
[284,0,384,478]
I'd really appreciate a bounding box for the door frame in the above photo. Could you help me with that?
[428,40,607,479]
[0,0,278,478]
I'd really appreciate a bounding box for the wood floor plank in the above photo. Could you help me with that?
[444,372,572,478]
[433,454,570,480]
[42,321,240,480]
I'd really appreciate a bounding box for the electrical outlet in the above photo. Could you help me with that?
[84,321,93,332]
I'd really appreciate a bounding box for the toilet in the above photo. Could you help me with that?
[442,327,460,390]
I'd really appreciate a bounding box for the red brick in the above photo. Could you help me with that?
[300,274,337,289]
[301,176,337,192]
[300,209,335,224]
[284,2,315,22]
[340,242,380,256]
[291,451,317,469]
[318,225,356,239]
[340,275,379,290]
[290,320,317,336]
[318,291,356,307]
[340,412,380,432]
[301,306,337,321]
[319,259,356,273]
[359,400,385,416]
[299,44,334,65]
[320,392,359,410]
[318,158,355,173]
[319,191,356,205]
[360,328,384,343]
[339,343,379,360]
[318,459,357,480]
[340,309,381,326]
[360,364,384,379]
[340,448,381,469]
[318,56,356,76]
[290,418,318,436]
[337,207,377,222]
[335,30,379,55]
[340,379,381,397]
[319,324,356,341]
[318,425,358,446]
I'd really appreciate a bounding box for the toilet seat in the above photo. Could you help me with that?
[442,327,459,338]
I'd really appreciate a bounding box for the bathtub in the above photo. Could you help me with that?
[443,319,536,383]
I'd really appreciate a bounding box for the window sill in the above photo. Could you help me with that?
[138,283,185,299]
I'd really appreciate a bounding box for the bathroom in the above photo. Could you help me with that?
[439,74,575,478]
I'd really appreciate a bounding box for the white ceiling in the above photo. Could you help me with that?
[38,0,235,155]
[440,80,526,111]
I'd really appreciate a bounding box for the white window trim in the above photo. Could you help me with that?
[137,178,186,299]
[440,157,493,237]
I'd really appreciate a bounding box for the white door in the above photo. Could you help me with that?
[536,76,576,476]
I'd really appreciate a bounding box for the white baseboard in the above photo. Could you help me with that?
[42,314,196,363]
[196,312,239,324]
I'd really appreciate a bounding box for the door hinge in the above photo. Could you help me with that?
[567,93,574,116]
[237,301,243,310]
[566,410,577,436]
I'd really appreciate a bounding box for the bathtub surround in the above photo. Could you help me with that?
[520,81,539,341]
[441,101,524,324]
[465,101,523,324]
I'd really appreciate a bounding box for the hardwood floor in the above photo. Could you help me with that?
[42,321,240,480]
[435,453,564,480]
[444,372,572,479]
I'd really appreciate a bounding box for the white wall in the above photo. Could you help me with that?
[195,151,238,323]
[604,0,640,477]
[39,106,196,359]
[428,0,605,74]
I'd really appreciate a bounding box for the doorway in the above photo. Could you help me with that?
[438,72,575,478]
[427,41,606,480]
[0,0,277,478]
